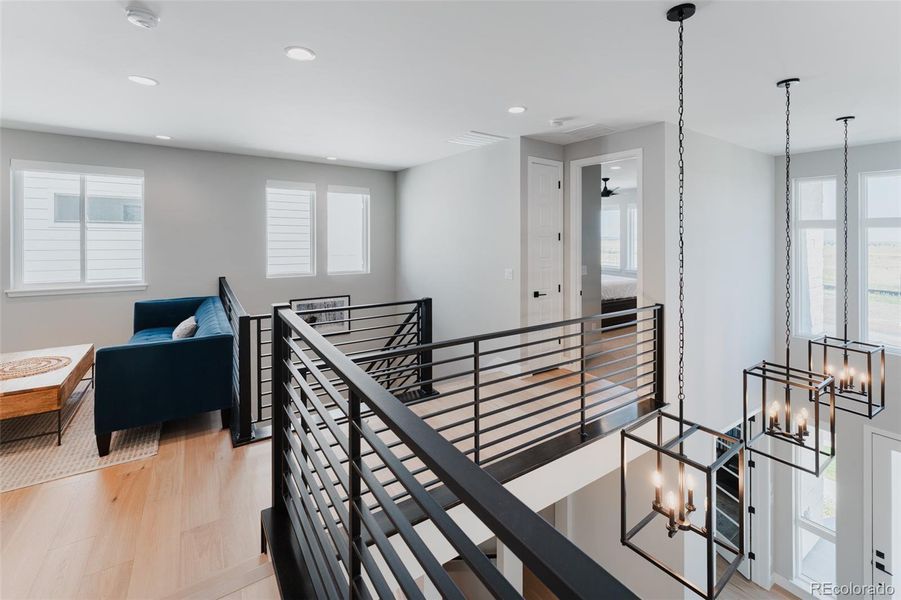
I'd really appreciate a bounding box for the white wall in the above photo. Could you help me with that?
[770,141,901,591]
[395,138,522,345]
[0,128,397,351]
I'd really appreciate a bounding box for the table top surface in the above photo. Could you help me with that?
[0,344,94,395]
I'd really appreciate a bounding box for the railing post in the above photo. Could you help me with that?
[473,340,480,464]
[348,390,363,597]
[653,306,665,408]
[419,298,434,395]
[579,321,586,439]
[270,304,290,512]
[235,314,253,444]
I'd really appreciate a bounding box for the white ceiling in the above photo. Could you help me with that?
[2,1,899,171]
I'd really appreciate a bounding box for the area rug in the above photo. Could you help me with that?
[0,386,160,492]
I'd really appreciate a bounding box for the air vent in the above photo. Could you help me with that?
[447,131,508,147]
[560,123,616,141]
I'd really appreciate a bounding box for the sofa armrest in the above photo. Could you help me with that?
[94,334,233,435]
[133,297,207,332]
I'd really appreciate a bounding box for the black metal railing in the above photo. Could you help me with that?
[262,304,637,599]
[219,277,433,446]
[284,303,663,517]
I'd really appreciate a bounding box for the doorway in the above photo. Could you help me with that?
[526,157,564,369]
[866,428,901,596]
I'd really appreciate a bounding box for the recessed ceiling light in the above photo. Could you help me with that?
[125,7,159,29]
[155,135,172,140]
[610,165,622,170]
[325,156,337,161]
[507,106,527,114]
[128,75,158,86]
[285,46,317,62]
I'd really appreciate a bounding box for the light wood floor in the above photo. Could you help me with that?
[0,412,276,600]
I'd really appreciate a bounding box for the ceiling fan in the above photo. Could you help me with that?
[600,177,619,197]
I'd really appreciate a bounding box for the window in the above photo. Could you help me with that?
[794,177,838,337]
[11,161,145,290]
[794,431,837,592]
[600,193,638,275]
[327,186,369,274]
[266,181,315,277]
[861,171,901,349]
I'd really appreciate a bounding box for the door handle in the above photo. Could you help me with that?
[533,291,547,298]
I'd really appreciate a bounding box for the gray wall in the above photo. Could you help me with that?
[0,128,397,351]
[395,137,522,346]
[771,141,901,591]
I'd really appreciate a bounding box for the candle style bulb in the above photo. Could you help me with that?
[652,470,663,488]
[826,365,833,375]
[860,373,868,394]
[800,407,809,420]
[685,475,696,512]
[665,491,676,510]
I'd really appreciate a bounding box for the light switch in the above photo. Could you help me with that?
[504,268,514,280]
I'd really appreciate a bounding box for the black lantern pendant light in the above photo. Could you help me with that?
[742,79,837,476]
[807,116,887,418]
[620,6,745,598]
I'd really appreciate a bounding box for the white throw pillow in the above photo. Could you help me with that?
[172,316,198,339]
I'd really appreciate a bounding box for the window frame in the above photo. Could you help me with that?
[792,434,837,597]
[265,179,317,279]
[600,194,638,276]
[326,185,371,275]
[9,160,147,296]
[792,175,839,339]
[859,169,901,351]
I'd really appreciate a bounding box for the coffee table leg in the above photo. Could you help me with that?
[57,409,62,446]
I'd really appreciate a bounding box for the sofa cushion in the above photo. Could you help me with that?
[194,297,231,337]
[129,327,176,344]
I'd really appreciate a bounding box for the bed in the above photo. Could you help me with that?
[601,273,638,326]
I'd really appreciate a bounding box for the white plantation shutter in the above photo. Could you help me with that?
[13,161,145,289]
[327,186,370,274]
[267,182,315,277]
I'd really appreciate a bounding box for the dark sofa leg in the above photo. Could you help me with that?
[220,407,231,429]
[96,433,112,457]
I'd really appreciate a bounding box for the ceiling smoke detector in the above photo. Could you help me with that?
[125,7,160,29]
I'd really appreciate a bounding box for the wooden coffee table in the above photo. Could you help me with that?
[0,344,94,445]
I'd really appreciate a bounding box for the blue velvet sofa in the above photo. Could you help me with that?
[94,296,233,456]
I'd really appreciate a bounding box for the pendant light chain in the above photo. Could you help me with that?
[783,83,792,357]
[842,119,849,340]
[677,16,686,423]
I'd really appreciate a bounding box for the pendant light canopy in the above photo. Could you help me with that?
[742,78,837,477]
[807,116,887,419]
[620,6,745,598]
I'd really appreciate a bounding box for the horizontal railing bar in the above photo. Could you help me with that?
[330,328,419,349]
[477,342,655,403]
[277,307,637,599]
[477,314,656,359]
[478,380,656,452]
[361,305,662,365]
[282,473,347,599]
[293,299,424,315]
[480,357,655,419]
[282,485,339,600]
[483,391,656,465]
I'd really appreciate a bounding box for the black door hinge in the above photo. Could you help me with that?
[558,232,562,241]
[748,506,756,514]
[748,459,756,468]
[748,552,756,560]
[558,284,561,292]
[558,180,561,189]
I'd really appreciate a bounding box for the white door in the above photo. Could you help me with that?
[872,433,901,597]
[527,158,564,369]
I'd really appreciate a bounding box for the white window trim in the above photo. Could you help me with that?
[859,169,901,352]
[265,180,317,279]
[600,194,638,277]
[326,185,370,275]
[8,160,146,295]
[792,175,839,339]
[791,440,836,599]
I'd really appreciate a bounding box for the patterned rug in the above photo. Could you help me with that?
[0,385,160,492]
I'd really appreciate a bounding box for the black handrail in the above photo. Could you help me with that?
[264,304,637,599]
[219,276,253,445]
